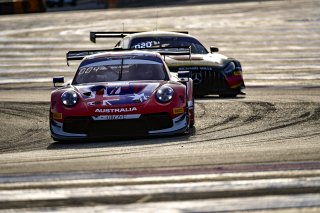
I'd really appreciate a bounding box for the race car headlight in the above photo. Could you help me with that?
[224,62,236,74]
[156,86,174,103]
[61,90,78,107]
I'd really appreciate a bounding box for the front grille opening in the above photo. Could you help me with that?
[169,66,229,95]
[62,113,173,137]
[63,117,91,134]
[141,113,173,131]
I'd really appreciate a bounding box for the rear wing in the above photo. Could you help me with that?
[66,49,115,65]
[140,46,191,61]
[90,31,189,43]
[66,46,191,65]
[90,32,141,43]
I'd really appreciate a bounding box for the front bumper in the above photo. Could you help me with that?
[50,113,188,141]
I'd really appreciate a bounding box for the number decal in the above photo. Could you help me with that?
[134,41,153,49]
[79,66,106,75]
[146,41,152,48]
[79,68,86,75]
[85,67,93,73]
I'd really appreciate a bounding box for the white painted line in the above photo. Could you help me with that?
[0,77,53,84]
[244,73,320,80]
[9,194,320,213]
[0,177,319,202]
[2,170,320,188]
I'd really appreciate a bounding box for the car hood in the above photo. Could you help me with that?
[164,53,229,67]
[74,82,160,107]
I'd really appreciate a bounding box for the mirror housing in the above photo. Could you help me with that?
[53,76,64,87]
[178,71,190,82]
[210,46,219,53]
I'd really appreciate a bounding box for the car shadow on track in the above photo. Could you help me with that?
[195,95,246,100]
[47,127,196,150]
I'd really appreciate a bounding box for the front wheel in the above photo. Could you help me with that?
[57,0,64,7]
[70,0,77,6]
[189,98,195,127]
[46,2,55,7]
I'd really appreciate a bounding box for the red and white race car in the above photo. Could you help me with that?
[50,50,194,141]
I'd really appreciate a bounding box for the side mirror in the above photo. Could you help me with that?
[178,71,190,82]
[210,46,219,53]
[53,76,64,87]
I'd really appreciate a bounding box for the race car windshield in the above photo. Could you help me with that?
[130,36,208,54]
[73,56,167,84]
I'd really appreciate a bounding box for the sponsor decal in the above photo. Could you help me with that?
[95,107,138,113]
[173,107,185,114]
[92,114,140,120]
[52,112,63,120]
[178,66,213,71]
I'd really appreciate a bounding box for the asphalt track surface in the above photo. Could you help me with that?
[0,0,320,212]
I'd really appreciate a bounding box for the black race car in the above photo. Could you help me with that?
[89,31,245,97]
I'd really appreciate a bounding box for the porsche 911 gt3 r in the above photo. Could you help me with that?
[90,31,245,97]
[50,50,194,141]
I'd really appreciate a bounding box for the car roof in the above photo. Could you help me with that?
[125,31,194,39]
[85,50,161,60]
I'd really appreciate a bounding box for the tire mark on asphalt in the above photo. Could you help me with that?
[0,102,50,153]
[0,102,320,155]
[194,102,205,118]
[192,103,320,144]
[196,102,275,135]
[1,101,319,162]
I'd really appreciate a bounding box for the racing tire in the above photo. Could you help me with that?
[51,136,80,143]
[182,126,190,135]
[70,0,77,6]
[219,93,238,98]
[189,98,195,128]
[51,136,66,143]
[57,0,64,7]
[46,2,55,7]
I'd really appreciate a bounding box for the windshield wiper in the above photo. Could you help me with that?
[118,58,124,81]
